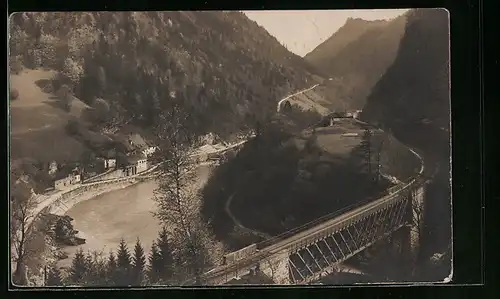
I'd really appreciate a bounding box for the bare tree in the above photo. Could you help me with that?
[10,180,38,285]
[152,102,224,284]
[152,102,199,235]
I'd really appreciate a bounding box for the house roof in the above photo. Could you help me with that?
[128,133,149,150]
[114,135,135,152]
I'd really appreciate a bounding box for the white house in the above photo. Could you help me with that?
[48,161,58,175]
[54,173,81,190]
[103,158,116,170]
[125,154,148,175]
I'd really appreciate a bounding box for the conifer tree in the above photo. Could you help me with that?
[69,248,88,285]
[116,238,131,286]
[148,241,163,284]
[131,238,146,286]
[107,251,118,285]
[87,251,108,286]
[84,251,95,285]
[46,266,63,286]
[156,227,174,282]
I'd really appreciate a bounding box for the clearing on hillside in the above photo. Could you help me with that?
[284,90,331,116]
[9,69,92,163]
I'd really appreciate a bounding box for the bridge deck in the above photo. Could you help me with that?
[203,177,417,281]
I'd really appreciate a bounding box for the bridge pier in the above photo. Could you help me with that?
[259,250,292,285]
[402,183,426,277]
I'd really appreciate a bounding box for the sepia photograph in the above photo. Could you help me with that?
[8,9,451,287]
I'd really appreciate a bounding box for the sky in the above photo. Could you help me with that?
[243,9,409,57]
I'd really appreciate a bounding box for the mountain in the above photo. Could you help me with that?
[9,12,323,140]
[360,9,450,278]
[361,8,450,146]
[304,16,407,110]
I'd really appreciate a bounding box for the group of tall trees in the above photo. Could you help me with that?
[9,12,315,138]
[48,228,175,286]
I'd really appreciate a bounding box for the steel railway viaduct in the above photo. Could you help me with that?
[189,84,429,286]
[201,176,426,285]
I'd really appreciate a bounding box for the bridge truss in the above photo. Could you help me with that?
[286,194,410,284]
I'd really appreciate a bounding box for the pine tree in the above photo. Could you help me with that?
[131,238,146,286]
[116,238,131,286]
[84,251,96,285]
[87,251,108,286]
[69,248,88,285]
[156,227,174,282]
[148,241,163,284]
[46,266,63,286]
[107,251,118,285]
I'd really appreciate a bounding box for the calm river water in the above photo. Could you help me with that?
[57,165,213,269]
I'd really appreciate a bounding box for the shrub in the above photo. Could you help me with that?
[10,88,19,101]
[65,119,81,136]
[10,55,24,75]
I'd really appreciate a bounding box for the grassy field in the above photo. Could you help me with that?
[286,90,331,116]
[9,69,92,164]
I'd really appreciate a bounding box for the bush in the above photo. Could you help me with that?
[65,119,81,136]
[10,60,23,75]
[10,88,19,101]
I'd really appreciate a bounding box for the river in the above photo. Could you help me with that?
[57,164,213,269]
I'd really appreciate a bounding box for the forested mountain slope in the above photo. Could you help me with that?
[9,11,322,138]
[304,16,407,109]
[361,9,450,139]
[360,9,450,279]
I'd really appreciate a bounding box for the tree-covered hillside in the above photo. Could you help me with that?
[9,11,322,139]
[361,9,450,133]
[360,8,451,280]
[305,16,407,109]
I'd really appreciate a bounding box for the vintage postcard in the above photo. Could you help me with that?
[8,9,451,287]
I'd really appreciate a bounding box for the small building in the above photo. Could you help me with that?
[48,161,58,175]
[53,164,81,190]
[54,172,81,190]
[352,110,362,119]
[124,154,148,176]
[102,158,116,170]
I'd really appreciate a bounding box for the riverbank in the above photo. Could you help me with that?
[55,163,215,270]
